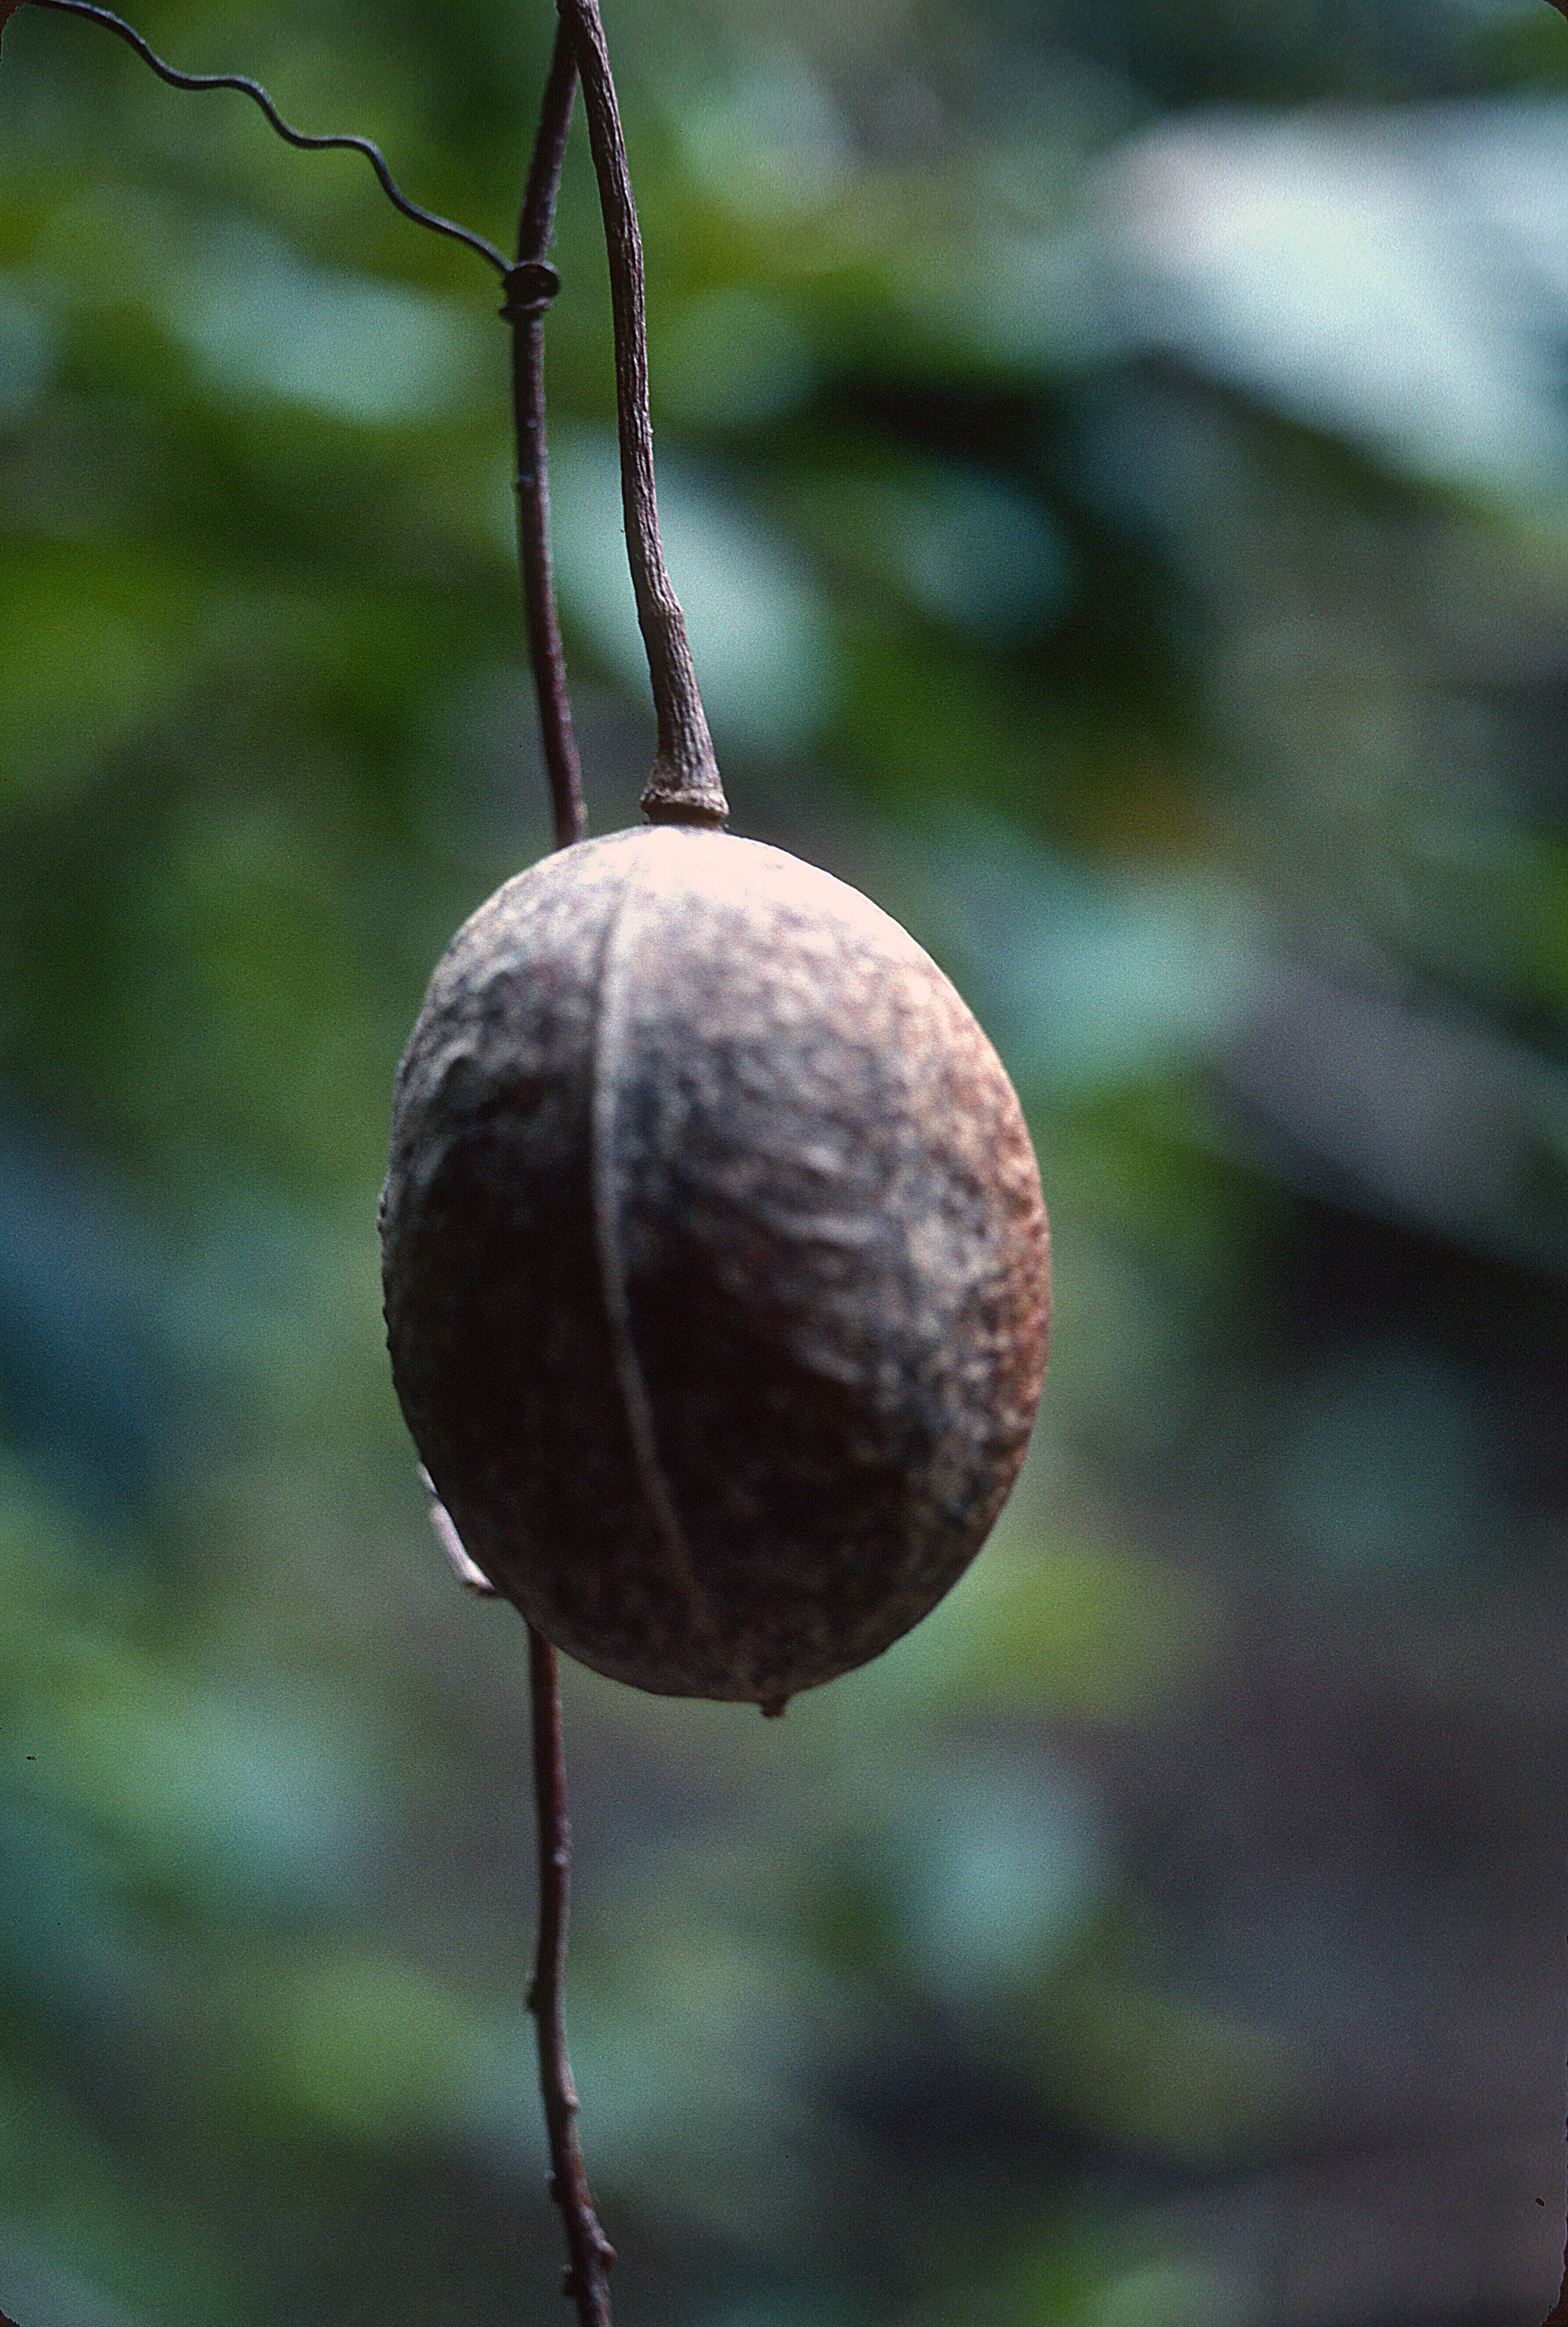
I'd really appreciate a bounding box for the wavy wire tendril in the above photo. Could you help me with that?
[27,0,510,276]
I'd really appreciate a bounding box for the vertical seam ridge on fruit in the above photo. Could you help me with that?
[589,843,726,1668]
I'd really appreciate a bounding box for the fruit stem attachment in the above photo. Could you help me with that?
[557,0,728,827]
[505,18,587,850]
[528,1625,615,2326]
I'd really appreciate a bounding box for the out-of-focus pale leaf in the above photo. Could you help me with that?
[879,1744,1109,2002]
[173,220,489,421]
[0,274,54,419]
[902,816,1267,1099]
[1079,103,1568,497]
[673,44,854,220]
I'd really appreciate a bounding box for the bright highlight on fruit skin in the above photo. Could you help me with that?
[381,824,1050,1714]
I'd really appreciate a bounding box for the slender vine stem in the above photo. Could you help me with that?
[505,20,586,851]
[505,31,617,2326]
[558,0,727,826]
[528,1628,615,2325]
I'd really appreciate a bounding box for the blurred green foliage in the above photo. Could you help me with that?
[1,1,1566,2323]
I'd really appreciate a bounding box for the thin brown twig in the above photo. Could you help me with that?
[505,16,586,850]
[507,38,611,2321]
[557,0,727,827]
[528,1625,615,2325]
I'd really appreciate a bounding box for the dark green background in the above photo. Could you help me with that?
[2,2,1567,2321]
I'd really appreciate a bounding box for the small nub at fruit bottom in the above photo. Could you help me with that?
[381,824,1050,1708]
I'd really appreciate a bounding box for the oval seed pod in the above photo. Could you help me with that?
[381,824,1050,1709]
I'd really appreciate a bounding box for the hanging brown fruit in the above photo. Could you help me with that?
[380,821,1050,1711]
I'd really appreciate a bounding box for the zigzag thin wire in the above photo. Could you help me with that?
[29,0,510,275]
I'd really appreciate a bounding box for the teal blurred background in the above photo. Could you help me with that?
[3,1,1568,2321]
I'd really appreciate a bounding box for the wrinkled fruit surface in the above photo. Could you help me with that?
[381,825,1050,1707]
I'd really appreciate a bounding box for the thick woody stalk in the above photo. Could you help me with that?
[558,0,728,826]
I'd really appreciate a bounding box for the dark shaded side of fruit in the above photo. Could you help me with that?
[381,825,1050,1707]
